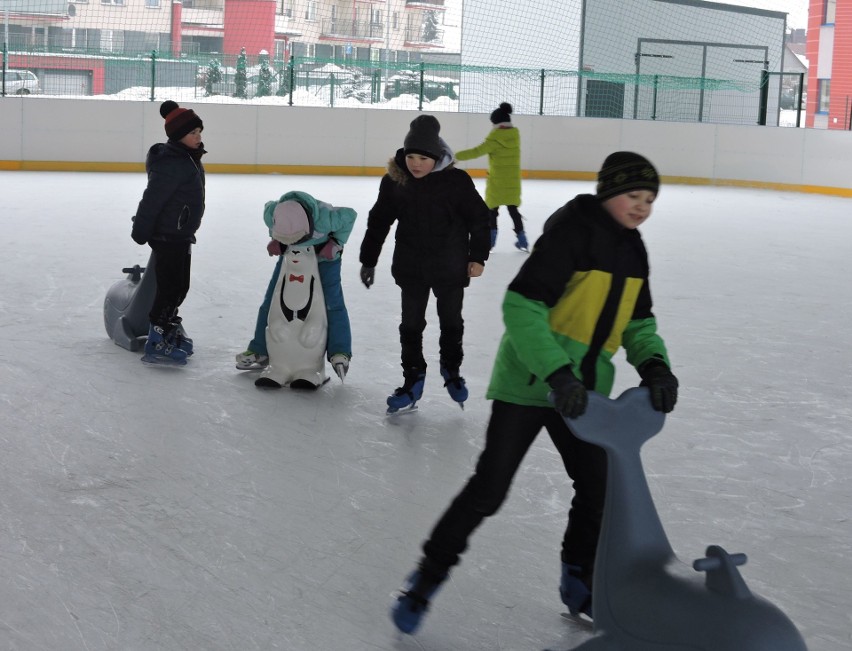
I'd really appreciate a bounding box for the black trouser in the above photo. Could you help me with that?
[489,206,524,234]
[399,284,464,373]
[422,400,607,572]
[148,240,192,328]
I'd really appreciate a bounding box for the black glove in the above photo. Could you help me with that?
[547,366,588,419]
[360,265,375,289]
[639,360,679,413]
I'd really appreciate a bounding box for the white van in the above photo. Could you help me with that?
[3,69,41,95]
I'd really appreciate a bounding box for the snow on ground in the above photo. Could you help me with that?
[1,172,849,650]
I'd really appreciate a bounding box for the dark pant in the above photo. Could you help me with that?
[399,284,464,373]
[422,400,607,573]
[148,240,192,328]
[489,206,524,234]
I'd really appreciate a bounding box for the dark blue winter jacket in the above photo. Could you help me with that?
[132,140,206,245]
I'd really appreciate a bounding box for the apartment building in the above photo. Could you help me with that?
[806,0,852,128]
[2,0,453,94]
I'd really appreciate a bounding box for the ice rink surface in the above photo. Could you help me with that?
[1,170,850,650]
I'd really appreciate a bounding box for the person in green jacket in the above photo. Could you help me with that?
[455,102,528,251]
[390,152,680,635]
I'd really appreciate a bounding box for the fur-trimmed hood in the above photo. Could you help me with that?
[386,145,456,185]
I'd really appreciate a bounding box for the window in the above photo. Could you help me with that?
[280,0,292,17]
[145,0,160,7]
[371,9,381,26]
[305,0,317,21]
[100,0,125,5]
[824,0,836,24]
[818,79,830,112]
[392,11,398,30]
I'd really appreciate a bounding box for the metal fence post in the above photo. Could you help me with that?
[150,50,157,102]
[539,69,545,115]
[288,56,294,106]
[418,61,424,111]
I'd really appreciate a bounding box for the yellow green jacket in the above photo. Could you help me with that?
[455,126,522,208]
[486,194,671,407]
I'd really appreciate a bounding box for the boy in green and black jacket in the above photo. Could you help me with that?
[390,151,680,634]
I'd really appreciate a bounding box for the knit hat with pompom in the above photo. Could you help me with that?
[490,102,513,124]
[160,100,203,141]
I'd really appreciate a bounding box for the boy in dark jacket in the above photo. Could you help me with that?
[359,115,491,412]
[390,152,680,634]
[132,101,206,366]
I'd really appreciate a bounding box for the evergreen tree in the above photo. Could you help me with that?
[234,47,248,99]
[422,11,439,43]
[257,51,273,97]
[205,58,222,97]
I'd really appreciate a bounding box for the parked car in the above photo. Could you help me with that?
[384,72,457,101]
[2,69,40,95]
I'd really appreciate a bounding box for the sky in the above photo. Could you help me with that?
[0,171,849,650]
[715,0,809,29]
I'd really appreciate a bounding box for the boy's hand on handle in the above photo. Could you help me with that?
[468,262,484,278]
[267,239,284,256]
[360,265,375,289]
[638,360,679,413]
[547,366,588,419]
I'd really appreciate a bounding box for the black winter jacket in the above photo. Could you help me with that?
[359,149,490,288]
[132,141,206,245]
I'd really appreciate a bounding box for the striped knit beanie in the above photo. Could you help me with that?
[160,100,203,141]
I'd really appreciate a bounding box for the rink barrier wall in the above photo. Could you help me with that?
[2,98,852,196]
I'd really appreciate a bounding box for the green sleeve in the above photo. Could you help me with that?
[623,317,670,369]
[455,137,496,161]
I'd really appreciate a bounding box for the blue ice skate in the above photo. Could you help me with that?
[386,372,425,415]
[390,567,446,635]
[440,365,468,408]
[515,230,529,252]
[556,387,807,651]
[560,562,593,618]
[168,317,193,356]
[141,324,188,366]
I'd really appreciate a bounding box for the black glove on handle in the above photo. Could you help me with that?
[639,360,679,413]
[360,265,375,289]
[547,366,588,419]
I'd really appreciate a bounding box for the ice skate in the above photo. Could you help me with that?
[560,562,593,618]
[141,324,188,366]
[168,318,193,356]
[390,562,448,635]
[330,353,350,381]
[514,230,529,252]
[440,365,468,408]
[236,349,269,370]
[386,370,425,414]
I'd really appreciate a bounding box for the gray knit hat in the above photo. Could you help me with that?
[596,151,660,201]
[403,115,443,161]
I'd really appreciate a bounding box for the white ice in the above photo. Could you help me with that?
[1,171,849,650]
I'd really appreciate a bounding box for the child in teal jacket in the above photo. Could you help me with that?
[236,191,357,378]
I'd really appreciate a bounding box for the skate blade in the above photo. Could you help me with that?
[560,611,594,629]
[141,354,187,367]
[386,403,419,416]
[333,363,347,382]
[236,362,267,371]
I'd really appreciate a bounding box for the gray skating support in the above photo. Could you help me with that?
[103,252,157,352]
[561,387,807,651]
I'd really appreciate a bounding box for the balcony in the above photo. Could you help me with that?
[320,19,385,43]
[404,26,443,48]
[404,0,445,9]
